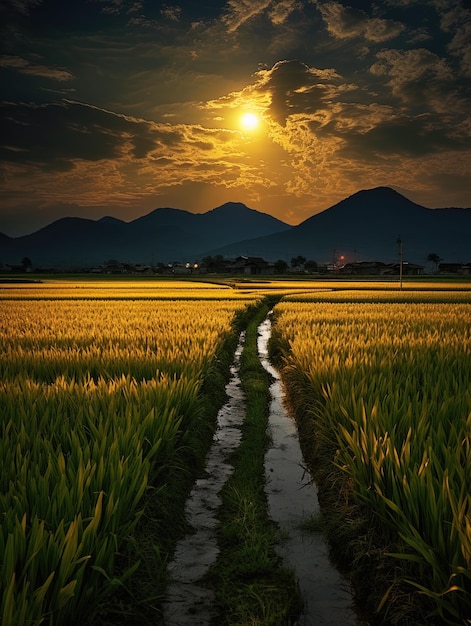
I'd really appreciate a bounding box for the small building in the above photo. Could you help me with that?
[384,262,424,275]
[339,261,424,275]
[340,261,387,275]
[227,256,274,275]
[439,262,471,275]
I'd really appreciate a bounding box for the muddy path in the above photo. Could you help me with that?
[162,331,246,626]
[258,313,357,626]
[162,314,358,625]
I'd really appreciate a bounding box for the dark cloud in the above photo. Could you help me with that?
[0,100,183,170]
[337,116,465,160]
[0,0,470,236]
[254,60,343,125]
[318,1,405,42]
[0,55,74,80]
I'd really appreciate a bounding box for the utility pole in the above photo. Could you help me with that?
[397,236,403,290]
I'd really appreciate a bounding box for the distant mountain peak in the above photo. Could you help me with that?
[364,186,399,194]
[206,201,257,215]
[205,202,289,229]
[98,215,124,224]
[318,186,427,221]
[346,186,413,202]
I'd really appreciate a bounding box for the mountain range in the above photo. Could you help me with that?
[1,187,470,268]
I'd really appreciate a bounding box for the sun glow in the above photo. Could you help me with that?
[240,112,259,131]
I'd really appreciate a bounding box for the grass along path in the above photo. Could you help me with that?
[206,298,302,625]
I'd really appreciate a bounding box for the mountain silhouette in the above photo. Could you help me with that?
[0,202,290,267]
[207,187,471,265]
[1,188,469,268]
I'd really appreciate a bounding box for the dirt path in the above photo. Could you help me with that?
[162,332,246,625]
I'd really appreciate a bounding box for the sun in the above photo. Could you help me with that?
[240,112,259,131]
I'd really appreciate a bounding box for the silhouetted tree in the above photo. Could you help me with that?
[201,254,226,272]
[274,259,288,274]
[22,257,32,271]
[201,255,216,271]
[290,255,306,268]
[304,259,318,272]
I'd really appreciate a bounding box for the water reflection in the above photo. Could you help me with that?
[162,332,246,625]
[258,315,357,626]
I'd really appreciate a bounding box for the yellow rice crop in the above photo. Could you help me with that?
[230,279,471,292]
[0,287,254,625]
[0,279,262,300]
[0,299,253,381]
[282,288,471,303]
[272,300,471,624]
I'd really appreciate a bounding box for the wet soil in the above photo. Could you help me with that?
[163,316,358,625]
[162,332,246,625]
[258,314,358,626]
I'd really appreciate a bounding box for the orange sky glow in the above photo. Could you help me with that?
[0,0,470,236]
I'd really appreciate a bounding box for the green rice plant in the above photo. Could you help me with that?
[272,301,471,624]
[0,293,252,624]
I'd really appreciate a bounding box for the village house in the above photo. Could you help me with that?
[225,256,275,275]
[438,262,471,274]
[340,261,424,275]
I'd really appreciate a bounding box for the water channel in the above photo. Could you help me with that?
[258,314,357,625]
[162,332,246,626]
[163,316,357,625]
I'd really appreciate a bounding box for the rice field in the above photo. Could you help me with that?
[1,276,470,624]
[271,296,471,624]
[282,289,471,303]
[0,278,260,300]
[0,282,256,625]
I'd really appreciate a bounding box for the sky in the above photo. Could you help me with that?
[1,0,470,237]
